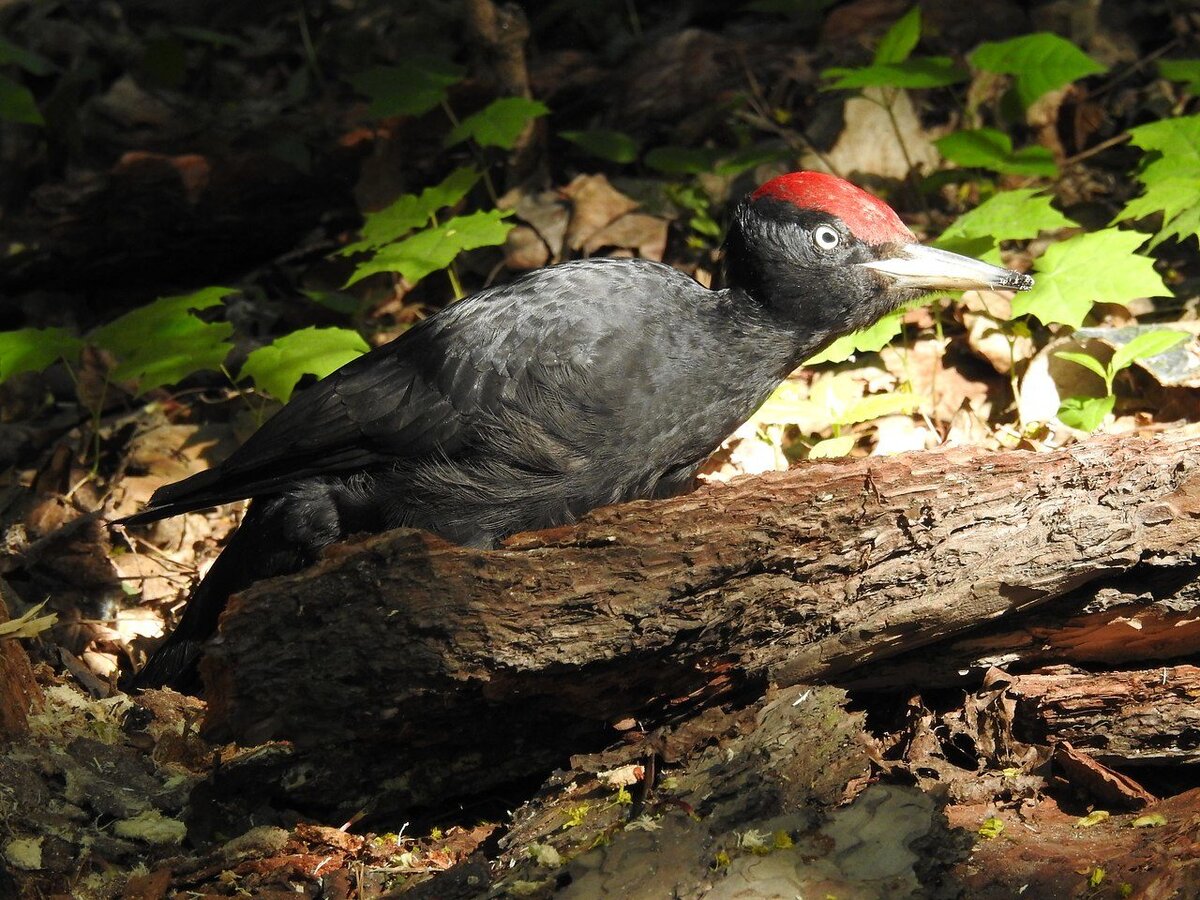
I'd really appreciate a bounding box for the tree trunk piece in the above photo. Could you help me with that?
[1013,664,1200,765]
[200,431,1200,817]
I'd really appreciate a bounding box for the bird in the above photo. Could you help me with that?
[117,171,1033,690]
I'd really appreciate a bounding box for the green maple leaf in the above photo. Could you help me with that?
[935,128,1057,177]
[445,97,548,150]
[823,58,966,90]
[347,58,464,118]
[936,189,1075,259]
[1010,230,1170,328]
[346,209,513,287]
[241,327,369,402]
[90,287,235,393]
[0,327,82,382]
[805,307,907,364]
[970,33,1105,108]
[342,168,480,255]
[1117,115,1200,248]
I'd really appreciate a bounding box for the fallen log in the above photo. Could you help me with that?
[199,430,1200,817]
[1013,664,1200,765]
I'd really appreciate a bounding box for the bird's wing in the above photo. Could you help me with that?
[120,259,699,526]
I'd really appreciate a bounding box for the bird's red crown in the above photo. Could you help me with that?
[752,171,915,246]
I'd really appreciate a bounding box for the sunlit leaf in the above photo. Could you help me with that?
[0,327,82,383]
[1010,229,1170,328]
[90,287,235,393]
[241,327,369,402]
[1117,115,1200,248]
[936,189,1075,257]
[342,168,480,255]
[808,435,857,459]
[1074,810,1111,828]
[1054,350,1108,382]
[874,7,920,65]
[805,307,906,364]
[346,210,513,287]
[823,57,966,90]
[978,816,1005,839]
[935,128,1058,177]
[842,391,922,425]
[0,600,56,639]
[970,33,1105,109]
[445,96,548,150]
[1130,813,1167,828]
[1110,329,1190,374]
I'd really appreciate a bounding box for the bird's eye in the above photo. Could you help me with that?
[812,225,840,251]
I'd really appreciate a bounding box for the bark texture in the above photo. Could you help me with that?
[200,432,1200,816]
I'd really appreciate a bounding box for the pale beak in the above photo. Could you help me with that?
[859,243,1033,292]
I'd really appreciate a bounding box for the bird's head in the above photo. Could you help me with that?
[722,171,1033,347]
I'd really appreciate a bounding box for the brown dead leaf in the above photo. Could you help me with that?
[503,224,550,270]
[583,212,668,261]
[806,87,941,180]
[515,189,571,259]
[1053,741,1155,811]
[561,174,639,251]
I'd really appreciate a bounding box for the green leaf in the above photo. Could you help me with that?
[1057,394,1115,432]
[935,128,1058,177]
[0,73,43,125]
[1054,350,1108,382]
[1109,329,1190,374]
[842,391,922,425]
[342,168,480,255]
[346,209,514,287]
[805,307,906,364]
[874,7,921,65]
[644,146,719,175]
[241,327,369,402]
[969,33,1106,109]
[937,189,1075,252]
[560,129,639,164]
[808,435,857,459]
[0,36,55,75]
[1158,59,1200,94]
[90,287,235,394]
[822,57,967,90]
[1117,115,1200,248]
[1010,229,1171,328]
[1130,813,1167,828]
[0,328,82,383]
[445,96,548,150]
[347,59,464,118]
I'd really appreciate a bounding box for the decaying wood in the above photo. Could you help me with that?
[200,431,1200,816]
[0,579,43,739]
[1013,665,1200,765]
[845,565,1200,689]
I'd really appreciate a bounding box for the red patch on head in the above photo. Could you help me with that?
[751,171,915,245]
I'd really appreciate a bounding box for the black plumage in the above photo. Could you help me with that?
[119,172,1032,689]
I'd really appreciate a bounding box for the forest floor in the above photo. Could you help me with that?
[2,0,1200,897]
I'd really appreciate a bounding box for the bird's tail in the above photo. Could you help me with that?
[126,496,309,691]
